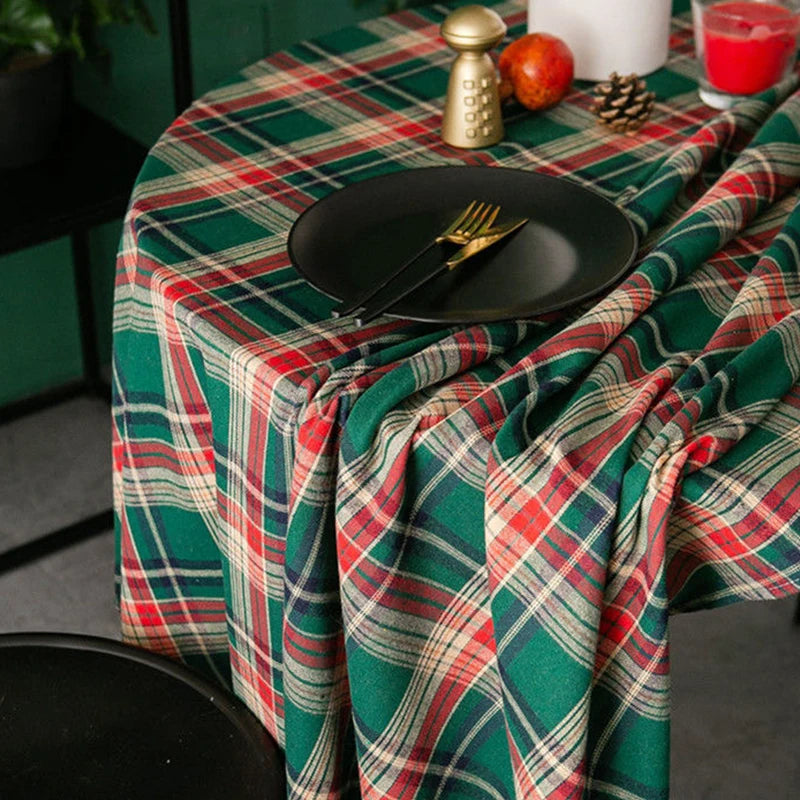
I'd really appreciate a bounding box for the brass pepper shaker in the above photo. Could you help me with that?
[440,5,506,149]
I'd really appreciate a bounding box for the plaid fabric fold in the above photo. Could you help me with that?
[482,84,800,800]
[112,4,800,799]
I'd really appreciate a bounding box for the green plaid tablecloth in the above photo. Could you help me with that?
[113,2,800,797]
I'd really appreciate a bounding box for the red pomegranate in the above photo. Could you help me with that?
[498,32,574,111]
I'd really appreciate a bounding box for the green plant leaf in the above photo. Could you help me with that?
[89,0,114,26]
[0,0,60,55]
[0,0,154,67]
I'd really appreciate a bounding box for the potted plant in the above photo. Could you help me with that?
[0,0,154,168]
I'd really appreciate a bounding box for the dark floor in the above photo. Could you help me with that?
[1,396,798,798]
[0,396,118,638]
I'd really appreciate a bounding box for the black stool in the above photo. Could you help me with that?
[0,633,285,799]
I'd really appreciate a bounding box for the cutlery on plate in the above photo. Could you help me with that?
[354,216,528,326]
[330,200,500,318]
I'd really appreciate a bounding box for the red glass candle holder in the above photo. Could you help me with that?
[692,0,800,108]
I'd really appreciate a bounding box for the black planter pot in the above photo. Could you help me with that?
[0,55,67,170]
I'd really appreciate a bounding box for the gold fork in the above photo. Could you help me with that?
[331,201,500,317]
[355,216,528,326]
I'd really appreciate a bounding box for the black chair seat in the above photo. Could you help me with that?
[0,633,284,799]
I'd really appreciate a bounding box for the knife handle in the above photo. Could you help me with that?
[354,262,448,326]
[330,241,436,317]
[354,218,529,325]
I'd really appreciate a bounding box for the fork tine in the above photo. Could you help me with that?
[456,202,486,235]
[452,201,485,236]
[442,200,477,236]
[463,203,496,235]
[477,205,500,234]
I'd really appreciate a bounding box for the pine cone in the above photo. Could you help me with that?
[591,72,655,134]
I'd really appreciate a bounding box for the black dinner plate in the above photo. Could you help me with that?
[287,166,638,324]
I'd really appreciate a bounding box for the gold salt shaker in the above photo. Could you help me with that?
[440,5,507,149]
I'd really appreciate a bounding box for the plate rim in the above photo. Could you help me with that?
[287,165,639,324]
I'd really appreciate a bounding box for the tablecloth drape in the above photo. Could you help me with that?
[113,3,800,798]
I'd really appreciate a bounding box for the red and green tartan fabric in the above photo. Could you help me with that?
[113,3,800,798]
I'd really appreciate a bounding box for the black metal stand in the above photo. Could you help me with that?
[0,2,193,572]
[169,0,194,114]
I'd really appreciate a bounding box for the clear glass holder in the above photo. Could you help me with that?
[697,79,751,110]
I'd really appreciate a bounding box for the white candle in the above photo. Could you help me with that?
[528,0,672,80]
